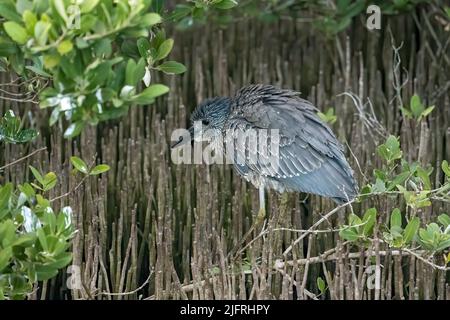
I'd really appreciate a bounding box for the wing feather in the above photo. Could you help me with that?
[225,84,358,201]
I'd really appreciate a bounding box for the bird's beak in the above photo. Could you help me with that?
[171,126,194,149]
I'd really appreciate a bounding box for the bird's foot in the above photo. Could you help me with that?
[227,207,266,261]
[256,207,266,225]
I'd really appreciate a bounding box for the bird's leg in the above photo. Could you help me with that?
[257,184,266,223]
[279,192,289,221]
[228,185,267,261]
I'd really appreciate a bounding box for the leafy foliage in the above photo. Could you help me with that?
[317,107,337,125]
[401,94,435,121]
[168,0,431,36]
[0,0,186,138]
[0,110,37,144]
[0,154,110,299]
[341,133,450,257]
[339,207,376,244]
[168,0,238,29]
[29,165,57,192]
[382,208,420,248]
[70,156,110,175]
[363,134,438,208]
[418,214,450,252]
[0,180,74,299]
[316,276,327,295]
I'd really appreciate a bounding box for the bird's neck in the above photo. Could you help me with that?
[217,98,232,129]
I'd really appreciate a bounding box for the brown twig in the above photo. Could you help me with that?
[50,175,89,203]
[282,199,356,256]
[0,147,47,171]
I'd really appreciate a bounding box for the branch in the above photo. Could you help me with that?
[99,272,153,297]
[50,175,89,203]
[282,199,355,256]
[0,147,47,171]
[275,248,449,271]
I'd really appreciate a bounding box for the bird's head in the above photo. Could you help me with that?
[171,97,231,148]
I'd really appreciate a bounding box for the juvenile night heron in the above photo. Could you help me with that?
[172,84,358,216]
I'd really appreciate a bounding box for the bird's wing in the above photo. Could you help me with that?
[225,84,358,202]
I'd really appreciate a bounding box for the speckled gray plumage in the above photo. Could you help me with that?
[191,84,359,203]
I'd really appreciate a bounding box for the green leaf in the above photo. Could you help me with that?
[70,156,89,174]
[410,94,423,118]
[43,172,57,191]
[35,265,59,281]
[0,110,38,144]
[420,105,435,118]
[0,41,18,56]
[120,85,136,100]
[339,228,359,242]
[156,39,174,61]
[436,239,450,252]
[157,61,186,75]
[23,10,37,33]
[348,213,362,226]
[60,206,73,231]
[90,164,110,175]
[401,107,412,118]
[63,121,84,139]
[378,135,402,164]
[139,13,162,26]
[57,40,73,55]
[36,194,50,207]
[0,2,22,22]
[34,20,51,46]
[37,228,48,251]
[16,0,32,14]
[214,0,238,10]
[0,183,13,211]
[0,247,13,272]
[376,144,389,161]
[167,4,192,21]
[403,217,420,244]
[93,39,112,57]
[317,276,326,294]
[0,219,16,247]
[390,208,402,228]
[387,171,410,191]
[437,214,450,229]
[135,58,146,86]
[53,0,68,24]
[4,21,29,44]
[132,84,169,104]
[385,135,401,154]
[441,160,450,177]
[416,166,431,190]
[43,54,61,69]
[372,178,386,193]
[80,0,100,13]
[317,107,337,124]
[29,166,45,186]
[137,38,151,59]
[26,66,51,77]
[362,208,377,236]
[47,252,72,269]
[125,59,137,86]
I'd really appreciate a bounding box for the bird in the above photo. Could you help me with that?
[171,84,358,217]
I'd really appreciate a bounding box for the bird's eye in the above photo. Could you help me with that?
[202,120,210,126]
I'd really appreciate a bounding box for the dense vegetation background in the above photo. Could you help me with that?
[0,0,449,299]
